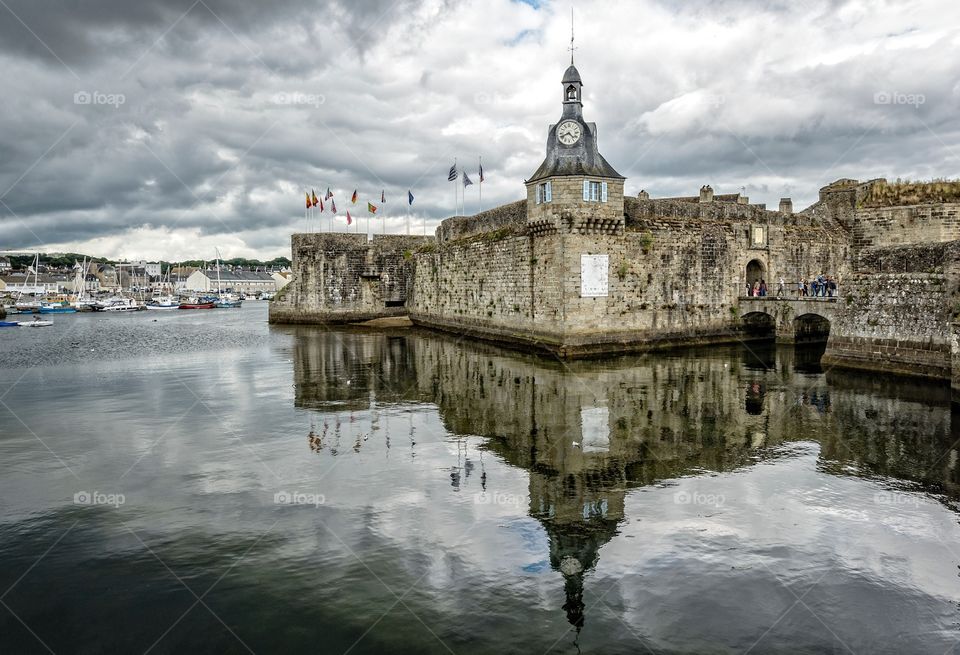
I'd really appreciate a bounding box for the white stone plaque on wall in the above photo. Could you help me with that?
[580,254,609,297]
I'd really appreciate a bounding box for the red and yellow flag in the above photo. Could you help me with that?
[367,202,377,215]
[311,189,319,207]
[305,192,311,209]
[351,190,358,204]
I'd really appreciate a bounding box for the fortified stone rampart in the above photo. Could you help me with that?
[269,233,432,324]
[852,204,960,251]
[823,271,954,379]
[436,200,526,243]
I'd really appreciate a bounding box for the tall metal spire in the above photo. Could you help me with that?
[568,5,577,65]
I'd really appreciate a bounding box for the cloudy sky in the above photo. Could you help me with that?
[1,0,959,261]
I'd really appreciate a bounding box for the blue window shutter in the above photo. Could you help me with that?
[546,181,552,202]
[602,182,608,202]
[536,185,541,204]
[583,180,589,201]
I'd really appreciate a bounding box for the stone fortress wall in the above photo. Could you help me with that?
[269,233,432,324]
[407,184,851,356]
[271,177,960,385]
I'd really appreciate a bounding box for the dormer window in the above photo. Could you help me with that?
[566,85,578,101]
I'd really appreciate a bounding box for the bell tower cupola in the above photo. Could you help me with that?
[524,16,626,237]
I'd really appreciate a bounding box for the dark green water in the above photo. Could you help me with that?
[1,303,959,654]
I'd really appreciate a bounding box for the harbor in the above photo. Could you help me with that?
[2,307,959,653]
[0,252,286,321]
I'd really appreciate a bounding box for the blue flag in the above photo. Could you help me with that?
[408,190,414,205]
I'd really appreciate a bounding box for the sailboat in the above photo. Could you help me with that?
[92,263,145,311]
[13,254,44,312]
[145,266,179,309]
[212,249,242,308]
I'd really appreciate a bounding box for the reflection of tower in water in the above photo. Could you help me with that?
[531,462,627,635]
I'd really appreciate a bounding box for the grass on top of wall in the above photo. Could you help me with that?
[862,179,960,207]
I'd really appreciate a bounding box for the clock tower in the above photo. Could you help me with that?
[525,55,625,235]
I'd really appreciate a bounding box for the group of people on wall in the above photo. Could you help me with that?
[745,274,838,298]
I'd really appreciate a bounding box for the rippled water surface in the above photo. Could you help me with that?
[1,303,959,654]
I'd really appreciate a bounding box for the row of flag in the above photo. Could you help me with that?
[305,187,416,225]
[302,157,486,226]
[448,160,485,187]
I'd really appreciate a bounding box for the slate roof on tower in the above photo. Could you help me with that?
[526,60,624,184]
[562,64,582,84]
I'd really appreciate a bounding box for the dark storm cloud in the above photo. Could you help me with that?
[0,0,415,65]
[0,0,958,259]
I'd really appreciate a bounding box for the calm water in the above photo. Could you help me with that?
[1,303,959,654]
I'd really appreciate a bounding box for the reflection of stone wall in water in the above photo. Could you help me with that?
[289,330,960,629]
[290,331,960,499]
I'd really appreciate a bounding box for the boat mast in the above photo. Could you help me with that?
[215,249,222,296]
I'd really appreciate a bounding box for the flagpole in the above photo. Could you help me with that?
[479,156,483,214]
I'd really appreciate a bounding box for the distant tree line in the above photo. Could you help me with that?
[163,257,291,271]
[3,253,290,271]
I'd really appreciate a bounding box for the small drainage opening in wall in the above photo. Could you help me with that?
[385,300,406,308]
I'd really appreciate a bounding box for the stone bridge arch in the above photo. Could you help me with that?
[738,298,837,344]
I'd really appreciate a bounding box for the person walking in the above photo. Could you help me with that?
[777,277,785,297]
[759,279,767,297]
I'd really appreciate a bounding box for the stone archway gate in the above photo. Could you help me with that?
[738,297,839,343]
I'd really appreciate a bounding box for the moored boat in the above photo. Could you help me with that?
[145,295,180,310]
[93,297,144,312]
[178,297,215,309]
[0,321,19,327]
[18,319,53,327]
[39,301,77,314]
[214,293,242,308]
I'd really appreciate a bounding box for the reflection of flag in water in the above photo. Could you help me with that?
[351,190,358,204]
[346,211,352,225]
[367,202,377,214]
[331,199,337,213]
[448,164,458,181]
[462,172,473,188]
[408,190,414,205]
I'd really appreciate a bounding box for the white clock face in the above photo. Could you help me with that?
[557,120,582,146]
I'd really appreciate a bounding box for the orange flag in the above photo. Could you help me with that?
[311,189,319,207]
[305,192,311,209]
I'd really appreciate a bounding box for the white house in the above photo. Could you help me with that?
[183,269,277,294]
[271,271,292,291]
